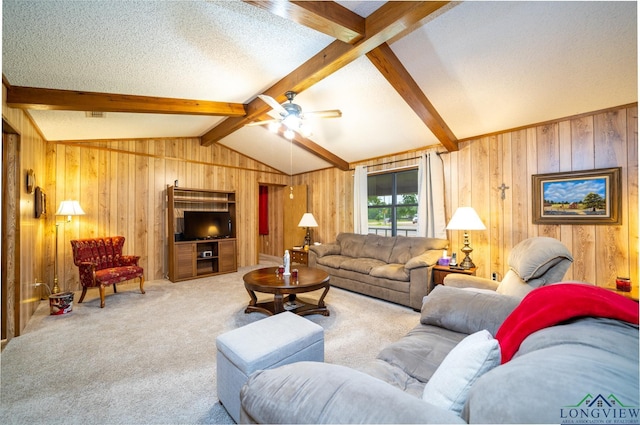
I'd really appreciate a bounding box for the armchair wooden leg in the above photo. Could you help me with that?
[113,283,117,293]
[78,287,88,303]
[139,276,146,294]
[99,285,106,308]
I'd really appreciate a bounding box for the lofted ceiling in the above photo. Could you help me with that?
[2,1,637,175]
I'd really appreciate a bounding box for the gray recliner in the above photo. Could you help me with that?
[444,236,574,298]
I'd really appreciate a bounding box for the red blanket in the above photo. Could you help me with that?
[496,283,639,363]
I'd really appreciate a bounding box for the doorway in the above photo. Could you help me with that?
[2,124,20,346]
[257,184,307,261]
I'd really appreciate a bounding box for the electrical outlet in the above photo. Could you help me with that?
[491,272,498,281]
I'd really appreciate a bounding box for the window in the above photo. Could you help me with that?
[367,169,418,237]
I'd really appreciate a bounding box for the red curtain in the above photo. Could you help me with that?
[259,185,269,235]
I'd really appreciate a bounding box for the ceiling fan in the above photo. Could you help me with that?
[248,91,342,139]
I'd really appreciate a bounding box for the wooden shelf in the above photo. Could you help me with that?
[167,186,237,282]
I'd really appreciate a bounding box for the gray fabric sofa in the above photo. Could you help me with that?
[308,232,449,310]
[240,284,639,424]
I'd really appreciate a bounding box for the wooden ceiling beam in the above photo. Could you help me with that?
[253,113,350,170]
[284,131,350,171]
[272,129,349,171]
[201,1,451,146]
[366,43,458,152]
[6,86,247,116]
[244,1,365,44]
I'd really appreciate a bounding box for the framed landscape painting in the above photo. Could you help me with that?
[532,167,621,225]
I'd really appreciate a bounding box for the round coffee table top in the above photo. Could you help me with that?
[243,266,329,294]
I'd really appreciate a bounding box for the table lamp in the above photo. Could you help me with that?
[298,213,318,250]
[445,207,486,269]
[53,200,85,293]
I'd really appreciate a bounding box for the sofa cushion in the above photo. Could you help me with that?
[421,285,520,336]
[375,324,466,384]
[318,265,411,294]
[370,264,410,282]
[340,258,386,274]
[389,236,448,264]
[316,255,349,269]
[422,330,500,416]
[94,266,144,286]
[357,358,426,398]
[362,234,396,262]
[336,233,367,258]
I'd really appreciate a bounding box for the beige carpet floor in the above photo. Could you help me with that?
[0,262,419,424]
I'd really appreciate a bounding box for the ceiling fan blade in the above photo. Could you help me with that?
[304,109,342,119]
[258,94,287,115]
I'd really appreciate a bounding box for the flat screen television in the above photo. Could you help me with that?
[183,211,232,240]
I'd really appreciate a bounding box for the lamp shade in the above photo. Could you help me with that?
[298,213,318,228]
[55,200,85,217]
[446,207,486,231]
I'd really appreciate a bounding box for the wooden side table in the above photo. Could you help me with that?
[433,265,477,286]
[291,248,308,265]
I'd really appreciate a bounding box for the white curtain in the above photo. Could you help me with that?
[417,152,447,238]
[353,165,369,234]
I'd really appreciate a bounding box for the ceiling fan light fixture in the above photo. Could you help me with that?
[282,114,301,130]
[300,124,312,138]
[268,121,280,133]
[284,128,295,140]
[256,91,340,141]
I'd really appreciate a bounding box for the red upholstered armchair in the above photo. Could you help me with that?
[70,236,145,308]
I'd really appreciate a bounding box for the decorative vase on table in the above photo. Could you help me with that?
[283,250,291,276]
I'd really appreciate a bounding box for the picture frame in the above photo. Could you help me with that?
[532,167,621,225]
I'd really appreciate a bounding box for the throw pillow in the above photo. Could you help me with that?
[422,329,501,416]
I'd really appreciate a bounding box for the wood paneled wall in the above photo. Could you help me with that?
[49,139,289,291]
[293,167,354,244]
[2,84,48,339]
[4,76,638,339]
[445,105,638,290]
[296,105,638,292]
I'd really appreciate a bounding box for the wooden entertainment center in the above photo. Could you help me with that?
[167,186,237,282]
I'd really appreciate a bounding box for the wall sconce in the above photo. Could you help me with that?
[26,169,35,193]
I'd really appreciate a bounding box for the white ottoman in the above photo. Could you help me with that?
[216,312,324,423]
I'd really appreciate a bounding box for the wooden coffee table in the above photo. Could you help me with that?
[243,266,330,316]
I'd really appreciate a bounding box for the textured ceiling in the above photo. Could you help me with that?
[2,0,637,175]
